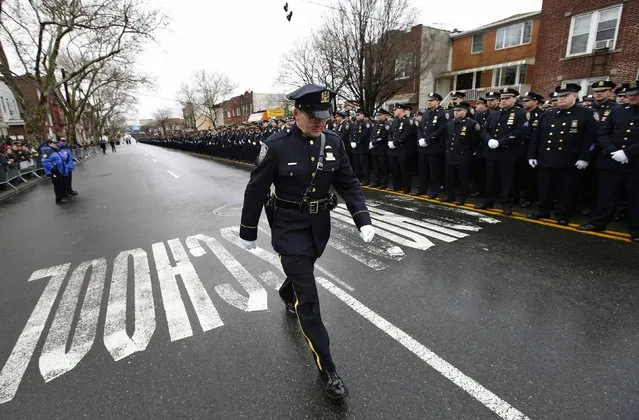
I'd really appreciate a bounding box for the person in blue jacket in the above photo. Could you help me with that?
[57,138,78,196]
[40,139,68,204]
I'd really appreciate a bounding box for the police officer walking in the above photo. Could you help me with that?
[577,82,639,243]
[417,93,447,198]
[527,84,598,225]
[238,84,376,400]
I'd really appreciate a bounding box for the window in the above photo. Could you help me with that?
[455,73,474,90]
[493,64,528,87]
[472,33,483,53]
[495,20,532,49]
[394,54,413,80]
[567,5,621,56]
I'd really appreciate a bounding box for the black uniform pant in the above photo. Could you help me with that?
[64,171,73,193]
[589,170,639,237]
[470,155,485,196]
[388,152,412,193]
[111,144,116,152]
[51,173,66,201]
[485,159,516,205]
[370,153,388,187]
[445,162,471,201]
[536,167,580,220]
[514,158,536,203]
[278,255,335,373]
[418,153,443,195]
[353,153,370,183]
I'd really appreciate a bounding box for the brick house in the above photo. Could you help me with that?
[222,91,288,125]
[437,11,540,105]
[13,75,67,140]
[533,0,639,96]
[383,24,452,111]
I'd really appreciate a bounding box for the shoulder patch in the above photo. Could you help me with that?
[475,123,481,131]
[593,112,600,122]
[445,112,450,120]
[256,143,268,164]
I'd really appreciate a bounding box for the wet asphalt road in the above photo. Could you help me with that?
[0,143,637,420]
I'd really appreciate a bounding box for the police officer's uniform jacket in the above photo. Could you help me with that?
[482,106,527,161]
[445,117,481,165]
[369,120,390,155]
[389,115,417,156]
[596,103,639,173]
[523,107,543,155]
[57,144,75,172]
[240,124,371,258]
[592,99,617,124]
[417,106,447,155]
[351,119,372,153]
[528,104,598,168]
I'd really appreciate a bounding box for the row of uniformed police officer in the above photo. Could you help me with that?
[140,80,639,243]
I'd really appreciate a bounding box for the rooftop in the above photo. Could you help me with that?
[451,11,541,39]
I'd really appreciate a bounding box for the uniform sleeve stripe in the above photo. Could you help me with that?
[352,210,369,217]
[240,224,258,229]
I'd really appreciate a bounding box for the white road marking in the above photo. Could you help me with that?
[167,170,180,179]
[0,264,70,404]
[186,234,268,312]
[151,159,158,163]
[39,259,108,382]
[104,249,156,361]
[152,239,223,342]
[317,277,529,420]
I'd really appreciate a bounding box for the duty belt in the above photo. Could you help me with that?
[274,196,332,214]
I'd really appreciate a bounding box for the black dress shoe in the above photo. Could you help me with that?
[320,371,349,401]
[476,201,493,210]
[55,199,63,205]
[284,302,297,318]
[439,196,454,203]
[379,185,387,190]
[527,212,550,220]
[557,219,569,226]
[576,223,605,232]
[455,200,466,206]
[68,191,79,195]
[632,237,639,244]
[370,184,380,188]
[503,205,512,216]
[520,200,532,208]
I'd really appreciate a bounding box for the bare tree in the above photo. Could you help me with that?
[275,0,417,115]
[0,0,167,141]
[152,107,174,135]
[177,70,237,129]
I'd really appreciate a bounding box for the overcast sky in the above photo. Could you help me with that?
[133,0,542,121]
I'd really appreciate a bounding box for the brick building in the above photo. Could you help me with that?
[13,75,67,140]
[222,91,287,125]
[533,0,639,96]
[437,11,540,105]
[383,24,452,111]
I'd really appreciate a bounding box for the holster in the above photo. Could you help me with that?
[264,192,275,227]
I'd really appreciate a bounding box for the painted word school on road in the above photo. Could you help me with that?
[0,208,525,420]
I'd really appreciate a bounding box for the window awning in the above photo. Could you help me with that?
[438,58,535,78]
[247,112,265,122]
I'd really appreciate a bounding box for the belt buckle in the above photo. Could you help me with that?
[309,201,319,214]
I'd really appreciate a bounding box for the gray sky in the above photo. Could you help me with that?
[134,0,542,121]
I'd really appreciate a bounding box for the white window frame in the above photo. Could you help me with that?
[471,33,483,54]
[394,54,413,80]
[491,64,527,87]
[495,20,533,50]
[566,5,622,57]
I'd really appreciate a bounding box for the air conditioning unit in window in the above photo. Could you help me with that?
[594,39,612,51]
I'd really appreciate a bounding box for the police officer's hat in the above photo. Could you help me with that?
[554,83,581,96]
[354,108,366,116]
[581,94,594,102]
[541,100,552,109]
[591,80,616,92]
[623,81,639,96]
[453,101,472,111]
[286,84,335,119]
[427,92,443,101]
[485,91,501,100]
[614,84,628,97]
[521,91,543,102]
[333,109,347,118]
[476,97,487,104]
[375,108,392,116]
[549,91,559,100]
[394,102,410,110]
[500,87,519,98]
[450,91,466,99]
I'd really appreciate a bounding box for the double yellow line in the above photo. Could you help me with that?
[187,151,634,244]
[363,186,634,244]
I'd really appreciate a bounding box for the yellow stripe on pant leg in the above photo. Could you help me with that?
[294,297,323,372]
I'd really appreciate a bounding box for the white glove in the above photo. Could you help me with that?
[418,138,426,147]
[387,141,396,150]
[238,238,256,250]
[359,225,375,243]
[611,150,629,164]
[350,142,357,149]
[368,142,374,150]
[575,160,589,170]
[488,139,499,149]
[528,159,537,168]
